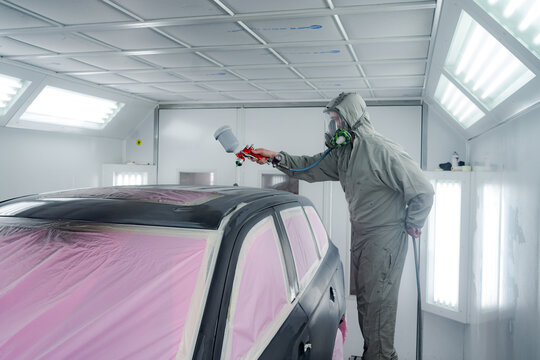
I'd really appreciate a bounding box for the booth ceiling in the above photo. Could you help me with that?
[0,0,437,104]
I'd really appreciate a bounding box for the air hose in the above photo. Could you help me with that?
[287,148,333,172]
[412,236,423,360]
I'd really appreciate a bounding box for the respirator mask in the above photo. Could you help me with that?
[324,109,352,149]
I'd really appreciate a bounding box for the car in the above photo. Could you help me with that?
[0,185,346,360]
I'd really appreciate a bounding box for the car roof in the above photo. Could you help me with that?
[0,185,302,230]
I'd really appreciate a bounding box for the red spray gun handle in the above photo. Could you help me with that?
[235,145,270,166]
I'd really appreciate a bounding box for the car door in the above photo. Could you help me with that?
[218,210,311,360]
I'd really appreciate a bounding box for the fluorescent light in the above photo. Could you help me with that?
[445,11,535,110]
[434,75,485,128]
[475,0,540,60]
[0,73,30,116]
[427,180,462,310]
[21,86,124,130]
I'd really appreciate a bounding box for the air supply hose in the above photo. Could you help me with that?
[285,148,333,172]
[412,236,423,360]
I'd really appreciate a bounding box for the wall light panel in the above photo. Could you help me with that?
[475,0,540,60]
[0,73,30,116]
[433,74,485,128]
[444,11,535,110]
[21,86,124,130]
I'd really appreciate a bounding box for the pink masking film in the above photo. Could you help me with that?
[331,328,344,360]
[230,224,287,359]
[305,207,328,255]
[283,211,318,283]
[0,226,207,360]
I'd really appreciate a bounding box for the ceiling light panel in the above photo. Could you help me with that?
[353,40,430,61]
[8,33,111,53]
[233,67,299,80]
[0,73,30,116]
[21,58,101,72]
[72,55,154,71]
[162,23,258,46]
[340,9,434,38]
[0,4,51,29]
[8,0,132,24]
[297,65,361,78]
[201,49,282,66]
[112,0,224,20]
[224,0,325,13]
[20,86,124,130]
[280,45,352,63]
[0,37,52,56]
[243,17,342,43]
[433,74,485,129]
[82,29,179,50]
[136,53,215,68]
[474,0,540,60]
[444,11,535,110]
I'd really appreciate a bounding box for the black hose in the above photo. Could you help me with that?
[412,236,423,360]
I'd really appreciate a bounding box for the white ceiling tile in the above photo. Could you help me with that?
[234,67,298,80]
[354,40,430,61]
[184,92,235,101]
[0,4,52,29]
[363,62,426,77]
[21,58,100,72]
[72,73,135,84]
[312,79,368,89]
[201,49,281,66]
[272,91,322,100]
[370,77,424,88]
[255,81,312,90]
[323,89,371,99]
[374,89,422,98]
[108,83,164,93]
[0,37,52,56]
[113,0,224,20]
[152,83,208,92]
[8,0,132,25]
[136,53,214,68]
[341,9,434,38]
[226,92,276,100]
[83,29,179,50]
[224,0,325,13]
[163,23,258,46]
[122,71,184,82]
[279,45,352,63]
[8,33,111,53]
[244,17,341,43]
[138,92,193,101]
[204,81,258,91]
[173,69,240,81]
[73,55,154,70]
[297,65,360,78]
[333,0,416,5]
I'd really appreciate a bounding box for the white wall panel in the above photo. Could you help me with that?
[157,109,238,185]
[0,127,123,201]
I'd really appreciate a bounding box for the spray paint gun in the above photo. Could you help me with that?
[214,126,270,166]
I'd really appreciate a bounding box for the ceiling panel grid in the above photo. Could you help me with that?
[0,0,438,104]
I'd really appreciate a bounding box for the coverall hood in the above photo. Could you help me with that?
[325,92,375,136]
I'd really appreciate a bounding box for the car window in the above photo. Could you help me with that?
[0,221,216,360]
[222,216,290,360]
[304,206,329,257]
[280,207,319,288]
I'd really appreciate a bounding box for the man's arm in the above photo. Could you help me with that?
[251,148,339,182]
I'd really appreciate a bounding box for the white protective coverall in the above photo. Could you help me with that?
[275,93,434,360]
